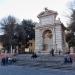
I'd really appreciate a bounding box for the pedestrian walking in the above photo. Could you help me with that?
[50,48,54,56]
[59,50,61,55]
[1,57,5,65]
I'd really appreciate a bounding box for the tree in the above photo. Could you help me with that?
[66,31,75,48]
[21,19,35,40]
[0,17,35,53]
[11,19,35,53]
[66,1,75,48]
[69,10,75,32]
[21,19,35,43]
[14,24,26,52]
[0,15,18,52]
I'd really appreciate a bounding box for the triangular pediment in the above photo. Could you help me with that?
[37,8,58,18]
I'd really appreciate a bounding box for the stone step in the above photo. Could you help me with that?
[15,60,74,70]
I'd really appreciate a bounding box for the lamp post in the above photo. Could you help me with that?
[56,44,57,54]
[74,32,75,36]
[54,23,57,54]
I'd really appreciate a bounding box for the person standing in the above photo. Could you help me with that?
[50,48,54,56]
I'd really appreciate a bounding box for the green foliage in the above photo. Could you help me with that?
[0,17,35,52]
[20,19,35,48]
[66,31,75,47]
[69,10,75,32]
[21,19,35,40]
[66,2,75,47]
[0,15,18,52]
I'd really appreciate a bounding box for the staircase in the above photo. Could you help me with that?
[15,54,64,67]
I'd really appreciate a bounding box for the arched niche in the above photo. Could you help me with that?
[42,30,52,51]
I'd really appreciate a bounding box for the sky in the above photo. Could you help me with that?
[0,0,73,33]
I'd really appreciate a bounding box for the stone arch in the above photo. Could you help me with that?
[42,30,53,51]
[42,30,52,39]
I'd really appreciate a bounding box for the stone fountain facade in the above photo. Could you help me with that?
[35,8,66,54]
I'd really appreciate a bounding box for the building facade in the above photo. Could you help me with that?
[35,8,66,54]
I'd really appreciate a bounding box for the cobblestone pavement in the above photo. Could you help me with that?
[0,65,75,75]
[0,54,75,75]
[14,54,68,67]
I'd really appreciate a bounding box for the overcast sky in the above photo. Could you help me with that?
[0,0,71,21]
[0,0,73,28]
[0,0,72,35]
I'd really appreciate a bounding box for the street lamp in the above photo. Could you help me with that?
[54,23,57,54]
